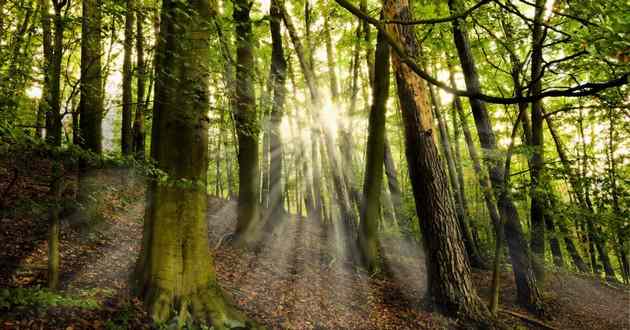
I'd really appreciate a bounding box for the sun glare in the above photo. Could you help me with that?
[26,85,42,99]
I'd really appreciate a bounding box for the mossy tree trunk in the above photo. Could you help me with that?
[133,0,253,326]
[384,0,491,323]
[358,26,389,273]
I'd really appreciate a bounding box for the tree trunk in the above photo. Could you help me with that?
[133,1,253,326]
[37,0,51,140]
[545,212,564,268]
[448,0,543,313]
[384,0,490,322]
[121,0,134,155]
[233,0,261,246]
[266,0,287,229]
[45,1,65,147]
[383,134,403,222]
[358,26,389,273]
[428,75,485,269]
[529,0,547,282]
[79,0,103,153]
[48,162,62,290]
[132,4,146,159]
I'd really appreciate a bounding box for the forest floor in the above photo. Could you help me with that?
[1,156,629,329]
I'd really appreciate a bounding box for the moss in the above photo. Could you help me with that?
[0,287,100,310]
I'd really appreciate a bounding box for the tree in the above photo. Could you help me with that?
[383,0,491,322]
[358,25,389,273]
[232,0,261,246]
[121,0,134,156]
[79,0,103,153]
[133,0,253,326]
[529,0,547,281]
[447,0,544,313]
[132,1,146,159]
[266,0,287,228]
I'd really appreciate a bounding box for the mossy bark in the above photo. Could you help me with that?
[134,1,255,327]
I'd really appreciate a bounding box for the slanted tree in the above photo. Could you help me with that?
[358,26,389,273]
[383,0,491,322]
[133,0,254,326]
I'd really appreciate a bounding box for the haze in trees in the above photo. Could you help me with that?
[0,0,628,329]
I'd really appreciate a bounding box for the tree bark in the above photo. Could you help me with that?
[79,0,103,153]
[428,75,485,269]
[121,0,134,156]
[383,134,403,222]
[358,26,389,273]
[233,0,261,246]
[384,0,491,322]
[133,1,253,326]
[448,0,543,313]
[44,0,66,146]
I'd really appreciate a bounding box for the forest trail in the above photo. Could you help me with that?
[1,166,629,329]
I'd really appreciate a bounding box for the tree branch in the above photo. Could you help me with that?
[381,0,490,25]
[334,0,629,105]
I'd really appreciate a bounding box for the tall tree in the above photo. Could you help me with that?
[132,2,146,158]
[428,72,485,269]
[384,0,491,322]
[358,25,389,273]
[529,0,547,281]
[266,0,287,226]
[232,0,261,245]
[37,0,51,140]
[79,0,103,153]
[133,0,253,325]
[447,0,544,313]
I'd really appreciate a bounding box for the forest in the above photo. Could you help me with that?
[0,0,628,328]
